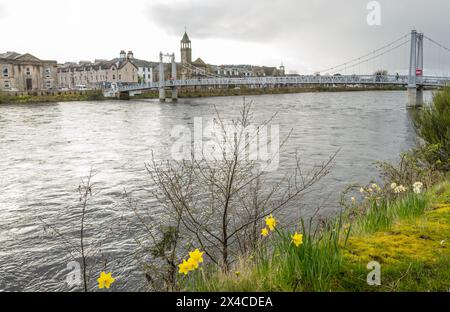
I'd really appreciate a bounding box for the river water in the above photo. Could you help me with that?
[0,90,432,291]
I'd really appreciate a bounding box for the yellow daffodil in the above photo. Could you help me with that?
[291,232,303,247]
[261,227,269,237]
[265,214,277,231]
[97,272,115,289]
[390,182,397,190]
[178,259,191,275]
[351,197,356,204]
[187,257,199,269]
[189,249,204,264]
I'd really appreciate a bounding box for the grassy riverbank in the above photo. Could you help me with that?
[0,85,416,104]
[0,90,105,104]
[183,180,450,292]
[134,85,406,100]
[170,87,450,292]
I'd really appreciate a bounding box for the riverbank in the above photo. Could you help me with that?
[1,85,407,104]
[177,88,450,292]
[134,85,407,100]
[186,180,450,292]
[0,90,105,104]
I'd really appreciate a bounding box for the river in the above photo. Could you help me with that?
[0,90,432,291]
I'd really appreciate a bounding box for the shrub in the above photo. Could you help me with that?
[413,88,450,172]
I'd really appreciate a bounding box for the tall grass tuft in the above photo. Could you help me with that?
[351,192,429,235]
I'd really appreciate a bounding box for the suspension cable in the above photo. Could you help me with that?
[317,33,410,74]
[328,39,411,75]
[423,35,450,54]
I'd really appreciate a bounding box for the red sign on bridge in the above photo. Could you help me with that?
[416,69,423,76]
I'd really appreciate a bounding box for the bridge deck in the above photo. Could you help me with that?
[115,75,450,93]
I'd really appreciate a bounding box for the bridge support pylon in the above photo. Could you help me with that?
[407,88,423,107]
[159,88,166,102]
[159,52,166,102]
[407,29,424,108]
[171,53,178,101]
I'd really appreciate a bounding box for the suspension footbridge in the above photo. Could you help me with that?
[110,30,450,106]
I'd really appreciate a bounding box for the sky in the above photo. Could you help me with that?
[0,0,449,75]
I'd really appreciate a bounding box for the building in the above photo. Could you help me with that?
[57,50,143,89]
[0,51,58,92]
[178,31,285,80]
[180,31,213,79]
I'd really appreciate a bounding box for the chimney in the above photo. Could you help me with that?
[127,51,134,60]
[120,50,126,61]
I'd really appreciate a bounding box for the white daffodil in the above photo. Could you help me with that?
[413,182,423,194]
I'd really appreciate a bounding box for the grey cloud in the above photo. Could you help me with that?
[147,0,450,72]
[147,0,361,42]
[147,0,450,50]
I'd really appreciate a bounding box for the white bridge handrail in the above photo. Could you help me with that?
[115,74,450,93]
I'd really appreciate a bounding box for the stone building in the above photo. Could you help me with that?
[178,31,285,80]
[180,31,213,79]
[57,51,142,89]
[0,52,58,92]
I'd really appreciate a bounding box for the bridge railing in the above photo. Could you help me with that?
[115,74,449,93]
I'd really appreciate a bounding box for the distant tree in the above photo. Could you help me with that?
[374,69,388,76]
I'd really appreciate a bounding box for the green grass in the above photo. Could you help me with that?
[351,193,429,235]
[0,90,105,104]
[183,181,450,292]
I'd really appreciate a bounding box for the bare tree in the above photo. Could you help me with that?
[40,169,109,291]
[146,100,336,272]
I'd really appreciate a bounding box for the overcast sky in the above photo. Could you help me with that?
[0,0,449,74]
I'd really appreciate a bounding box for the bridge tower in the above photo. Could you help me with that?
[171,53,178,101]
[158,52,178,102]
[159,52,165,101]
[408,29,424,107]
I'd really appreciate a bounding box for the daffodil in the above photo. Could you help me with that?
[261,227,269,237]
[351,197,356,204]
[360,187,365,194]
[97,272,115,289]
[372,183,381,192]
[291,232,303,247]
[391,182,397,190]
[189,249,204,264]
[187,257,199,269]
[178,259,191,275]
[413,182,423,194]
[394,185,407,194]
[265,214,277,231]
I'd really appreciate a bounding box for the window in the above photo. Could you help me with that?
[4,80,10,89]
[45,68,51,78]
[46,81,52,88]
[2,66,9,78]
[118,74,121,80]
[112,75,116,80]
[26,67,31,76]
